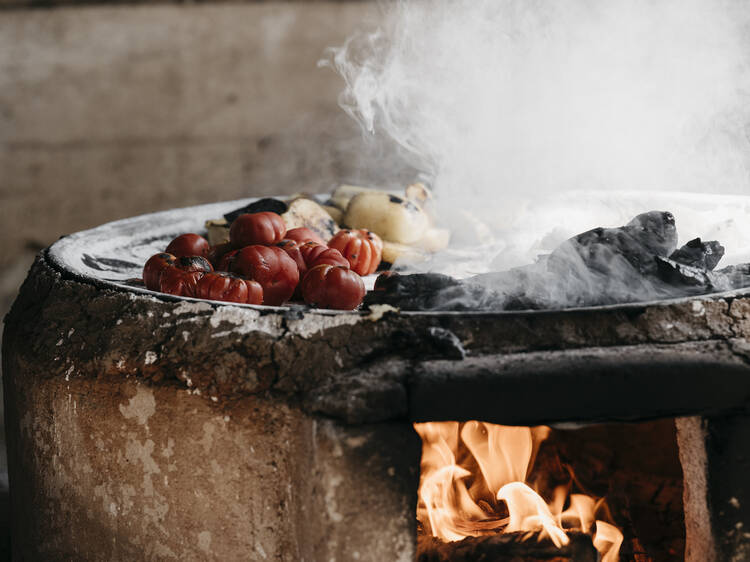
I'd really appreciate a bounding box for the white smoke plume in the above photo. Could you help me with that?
[326,0,750,202]
[323,0,750,286]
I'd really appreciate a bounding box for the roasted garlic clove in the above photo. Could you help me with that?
[344,192,429,244]
[330,184,378,211]
[321,204,344,225]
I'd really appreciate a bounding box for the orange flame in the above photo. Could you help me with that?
[415,421,623,561]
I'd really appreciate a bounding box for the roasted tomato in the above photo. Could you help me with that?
[284,227,326,246]
[231,245,299,306]
[159,267,196,297]
[298,242,349,270]
[328,229,383,276]
[164,256,213,296]
[207,242,234,269]
[165,233,210,258]
[276,239,308,277]
[301,265,366,310]
[175,256,213,274]
[143,253,177,291]
[217,249,240,272]
[195,272,263,305]
[229,212,287,247]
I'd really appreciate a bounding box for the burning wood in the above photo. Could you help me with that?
[417,531,599,562]
[414,421,623,562]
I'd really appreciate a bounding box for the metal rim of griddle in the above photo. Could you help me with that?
[47,196,750,317]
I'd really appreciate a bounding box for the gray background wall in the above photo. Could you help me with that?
[0,2,393,556]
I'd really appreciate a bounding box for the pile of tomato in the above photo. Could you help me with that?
[142,211,383,310]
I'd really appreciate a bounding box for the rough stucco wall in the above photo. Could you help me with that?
[4,370,420,561]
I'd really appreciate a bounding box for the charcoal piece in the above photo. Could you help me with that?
[717,263,750,289]
[223,198,288,223]
[417,531,598,562]
[655,256,730,291]
[670,238,725,270]
[548,211,677,279]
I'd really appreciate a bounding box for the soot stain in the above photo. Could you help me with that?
[82,254,140,272]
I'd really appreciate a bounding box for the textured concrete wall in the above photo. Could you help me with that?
[0,1,378,262]
[0,1,387,306]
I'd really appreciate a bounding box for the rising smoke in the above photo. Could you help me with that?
[323,0,750,308]
[327,0,750,203]
[324,0,750,283]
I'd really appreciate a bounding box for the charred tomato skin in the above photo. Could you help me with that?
[159,267,197,297]
[328,229,383,275]
[175,256,213,274]
[276,239,308,277]
[159,256,213,297]
[301,265,366,310]
[195,272,263,304]
[143,252,177,291]
[298,242,349,270]
[231,245,299,306]
[284,227,326,246]
[229,212,287,247]
[165,233,210,258]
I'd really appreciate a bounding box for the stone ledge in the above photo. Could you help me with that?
[5,251,750,424]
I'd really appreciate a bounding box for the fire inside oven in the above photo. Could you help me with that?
[413,420,686,562]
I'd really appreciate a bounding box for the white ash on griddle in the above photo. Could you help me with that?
[366,210,747,311]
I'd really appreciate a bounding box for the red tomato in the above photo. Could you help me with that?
[229,212,287,247]
[165,233,210,258]
[276,239,308,277]
[207,242,233,269]
[298,242,349,269]
[217,249,240,272]
[166,256,213,296]
[328,229,383,276]
[285,227,326,246]
[301,265,366,310]
[143,253,176,291]
[195,272,263,305]
[231,245,299,306]
[159,267,196,297]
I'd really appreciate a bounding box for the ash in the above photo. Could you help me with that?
[365,210,749,311]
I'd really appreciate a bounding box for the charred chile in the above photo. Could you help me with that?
[223,198,288,223]
[364,272,502,311]
[548,210,677,278]
[364,211,750,312]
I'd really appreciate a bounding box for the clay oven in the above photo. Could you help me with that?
[5,199,750,560]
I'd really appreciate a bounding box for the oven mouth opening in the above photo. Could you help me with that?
[414,419,684,562]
